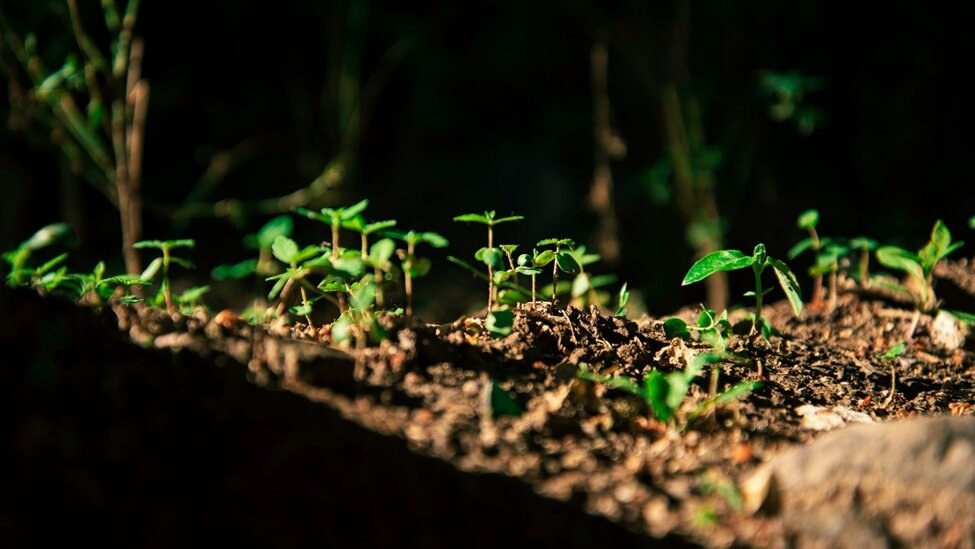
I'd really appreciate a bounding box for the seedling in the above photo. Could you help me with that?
[515,248,555,306]
[388,230,449,318]
[265,235,331,323]
[615,283,630,318]
[787,209,824,308]
[877,342,906,408]
[577,353,759,425]
[683,244,803,339]
[875,220,963,315]
[342,213,397,307]
[453,211,524,310]
[71,261,149,305]
[809,241,850,313]
[536,238,580,306]
[330,278,386,348]
[3,222,76,287]
[296,199,370,260]
[664,306,733,351]
[848,237,877,286]
[212,215,294,281]
[134,239,196,315]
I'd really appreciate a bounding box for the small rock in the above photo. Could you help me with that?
[930,310,969,351]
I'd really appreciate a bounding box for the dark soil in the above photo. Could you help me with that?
[4,258,975,547]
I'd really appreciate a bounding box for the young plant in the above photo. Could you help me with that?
[342,214,397,307]
[3,222,76,287]
[875,220,963,314]
[683,244,803,339]
[453,211,524,310]
[134,239,196,315]
[664,306,733,351]
[515,248,555,307]
[212,215,294,281]
[330,278,386,348]
[388,230,449,318]
[615,283,630,318]
[787,209,824,308]
[536,238,580,306]
[877,342,906,408]
[577,353,759,425]
[71,261,149,306]
[848,237,877,286]
[296,199,370,260]
[809,241,850,313]
[264,236,331,323]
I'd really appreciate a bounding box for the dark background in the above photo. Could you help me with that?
[2,0,974,318]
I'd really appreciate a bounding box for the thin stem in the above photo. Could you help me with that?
[808,227,823,307]
[405,242,415,318]
[487,225,494,310]
[162,246,174,315]
[859,249,870,286]
[551,244,560,305]
[827,267,838,313]
[752,263,764,334]
[531,274,537,307]
[300,285,312,327]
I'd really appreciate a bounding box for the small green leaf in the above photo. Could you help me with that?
[663,318,691,340]
[271,235,299,264]
[500,244,518,255]
[341,199,370,220]
[331,316,352,343]
[485,307,515,338]
[211,259,259,280]
[370,238,396,263]
[141,257,162,281]
[349,280,376,311]
[797,209,819,230]
[177,285,210,303]
[23,223,75,251]
[571,272,590,297]
[769,258,803,317]
[418,231,449,248]
[256,215,294,249]
[876,246,924,283]
[787,237,814,260]
[492,215,524,225]
[644,371,675,421]
[615,282,629,318]
[555,251,580,273]
[407,257,432,278]
[169,257,195,270]
[489,381,525,418]
[534,250,556,266]
[878,341,907,360]
[475,247,505,269]
[944,309,975,325]
[453,213,492,224]
[682,250,753,286]
[516,266,542,276]
[537,238,575,248]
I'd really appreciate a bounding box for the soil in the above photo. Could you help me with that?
[3,258,975,547]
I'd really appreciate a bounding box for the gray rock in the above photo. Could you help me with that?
[742,416,975,548]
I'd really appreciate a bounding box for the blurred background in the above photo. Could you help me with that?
[2,0,973,319]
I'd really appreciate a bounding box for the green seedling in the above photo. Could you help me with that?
[71,261,149,305]
[536,238,580,306]
[577,353,759,425]
[265,235,331,323]
[683,244,803,339]
[343,213,397,307]
[453,211,524,310]
[849,237,877,286]
[3,222,76,287]
[212,215,294,281]
[563,245,616,309]
[875,220,963,316]
[616,283,630,318]
[877,342,906,408]
[175,285,210,315]
[485,307,515,338]
[664,306,733,351]
[388,230,449,318]
[134,239,196,315]
[330,278,386,348]
[809,241,850,313]
[296,199,370,261]
[515,248,555,306]
[787,209,825,308]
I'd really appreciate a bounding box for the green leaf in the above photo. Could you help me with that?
[256,215,293,249]
[760,317,773,340]
[787,237,814,260]
[341,199,370,220]
[407,257,432,278]
[537,238,575,248]
[944,309,975,325]
[485,307,515,338]
[271,235,299,264]
[212,259,259,280]
[364,220,397,234]
[497,288,530,305]
[23,223,75,251]
[492,215,524,225]
[615,283,629,318]
[663,318,691,340]
[515,266,542,276]
[849,237,877,251]
[169,257,195,270]
[500,244,518,255]
[34,253,68,276]
[878,342,907,360]
[349,280,376,311]
[177,285,210,303]
[682,250,753,285]
[370,238,396,263]
[768,258,804,317]
[571,272,590,297]
[267,274,289,300]
[453,212,492,224]
[534,249,556,266]
[713,380,762,406]
[588,273,617,288]
[489,381,525,417]
[797,209,819,230]
[141,257,162,281]
[417,231,449,248]
[644,371,675,421]
[876,246,924,283]
[475,247,505,269]
[331,316,352,343]
[555,251,580,273]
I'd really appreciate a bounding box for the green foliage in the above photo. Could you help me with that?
[759,70,825,135]
[537,238,579,305]
[488,381,525,418]
[485,307,515,338]
[615,283,630,318]
[683,244,802,338]
[875,220,963,311]
[388,229,449,317]
[877,342,906,361]
[135,239,197,315]
[664,306,733,350]
[577,353,759,425]
[3,222,77,287]
[454,210,523,310]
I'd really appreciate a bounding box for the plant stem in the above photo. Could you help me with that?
[405,241,415,319]
[827,267,838,313]
[808,227,823,307]
[858,249,869,287]
[300,285,312,327]
[487,225,494,311]
[551,244,560,305]
[752,263,763,334]
[531,274,537,307]
[162,245,174,315]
